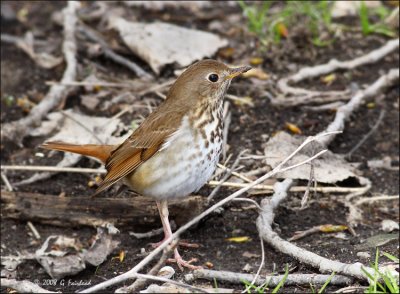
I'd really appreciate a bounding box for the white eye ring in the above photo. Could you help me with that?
[208,73,219,82]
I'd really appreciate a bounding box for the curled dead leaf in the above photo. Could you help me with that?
[276,22,289,38]
[119,250,125,262]
[285,122,302,135]
[17,96,36,113]
[366,102,375,109]
[321,73,337,85]
[250,57,264,66]
[319,224,348,233]
[226,236,251,243]
[242,68,269,80]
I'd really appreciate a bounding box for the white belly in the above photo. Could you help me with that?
[126,116,222,200]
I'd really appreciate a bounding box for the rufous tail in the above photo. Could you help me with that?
[41,141,115,164]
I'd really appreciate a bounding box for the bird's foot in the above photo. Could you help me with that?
[167,249,202,271]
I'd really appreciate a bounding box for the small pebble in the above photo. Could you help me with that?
[381,219,399,232]
[357,251,371,259]
[242,263,252,272]
[157,266,175,279]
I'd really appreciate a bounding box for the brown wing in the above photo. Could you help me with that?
[95,103,187,195]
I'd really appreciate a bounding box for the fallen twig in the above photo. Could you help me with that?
[1,172,13,191]
[184,269,353,287]
[274,38,399,106]
[115,241,176,293]
[242,236,265,293]
[1,165,106,174]
[0,278,56,293]
[217,163,253,183]
[1,1,80,144]
[345,109,386,159]
[129,221,176,239]
[355,194,399,206]
[27,221,41,240]
[288,224,348,241]
[208,180,367,194]
[208,150,247,203]
[77,23,152,80]
[79,131,337,293]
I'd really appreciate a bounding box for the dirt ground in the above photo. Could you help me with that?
[1,1,399,293]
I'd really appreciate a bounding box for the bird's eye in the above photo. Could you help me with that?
[208,73,219,83]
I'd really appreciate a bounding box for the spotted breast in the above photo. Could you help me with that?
[126,102,223,200]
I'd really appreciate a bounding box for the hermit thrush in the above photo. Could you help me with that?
[41,59,251,269]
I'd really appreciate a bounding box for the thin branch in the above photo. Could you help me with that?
[355,195,399,206]
[1,172,13,191]
[217,163,253,183]
[274,38,399,106]
[345,109,386,159]
[80,131,337,293]
[208,150,247,202]
[27,221,41,240]
[78,23,152,80]
[1,165,106,174]
[185,269,353,287]
[242,236,265,293]
[132,273,207,293]
[115,241,177,293]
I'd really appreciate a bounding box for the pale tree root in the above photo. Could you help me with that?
[256,180,398,281]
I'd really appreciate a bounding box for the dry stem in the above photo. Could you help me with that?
[80,131,336,293]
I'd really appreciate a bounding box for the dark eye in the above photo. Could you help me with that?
[208,73,219,83]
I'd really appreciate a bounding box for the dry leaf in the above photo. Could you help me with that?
[264,132,362,184]
[157,266,175,279]
[242,68,269,80]
[16,96,35,113]
[276,23,289,38]
[84,227,120,267]
[285,122,302,134]
[242,251,261,258]
[230,96,254,107]
[109,18,228,74]
[321,73,337,85]
[35,236,86,279]
[226,236,251,243]
[366,102,375,109]
[250,57,264,66]
[119,250,125,262]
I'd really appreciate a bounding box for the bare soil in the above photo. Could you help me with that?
[1,1,399,293]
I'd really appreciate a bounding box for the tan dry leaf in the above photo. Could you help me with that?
[109,18,228,74]
[264,131,362,184]
[242,68,269,80]
[285,122,302,135]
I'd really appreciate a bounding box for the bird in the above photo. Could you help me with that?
[41,59,251,270]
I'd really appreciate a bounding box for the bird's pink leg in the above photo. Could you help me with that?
[153,200,202,270]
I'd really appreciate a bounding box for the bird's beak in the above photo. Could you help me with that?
[226,65,252,80]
